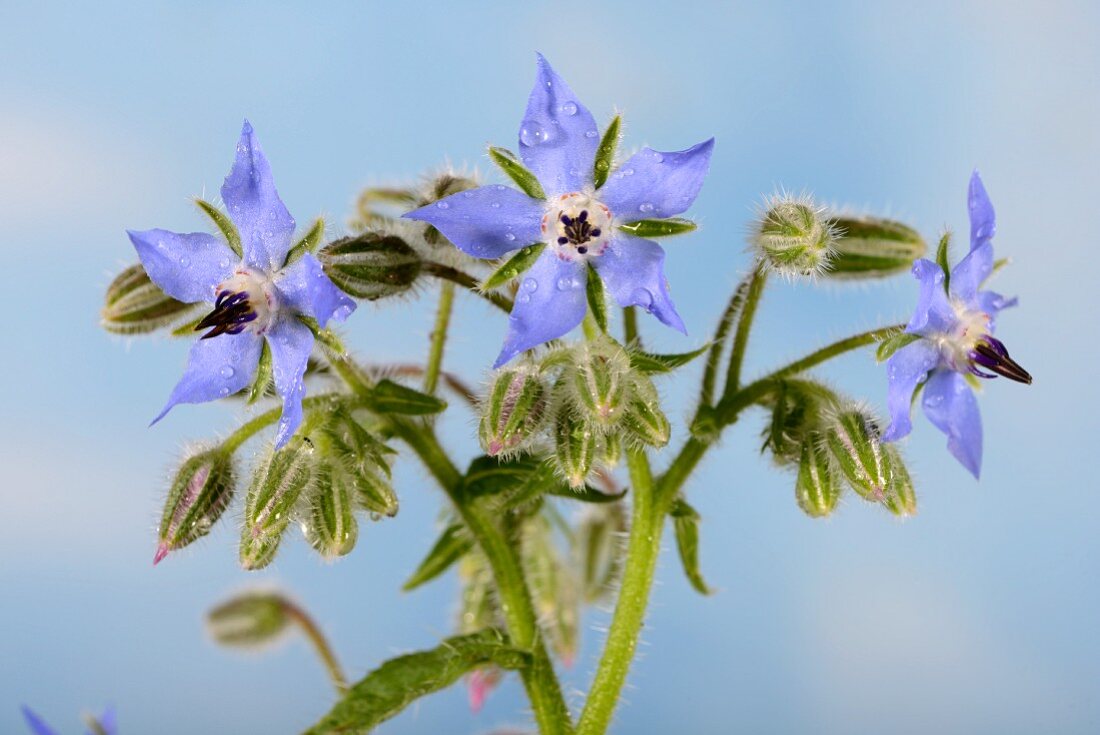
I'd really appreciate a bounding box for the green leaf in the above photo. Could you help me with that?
[629,343,711,374]
[305,629,530,735]
[462,455,543,499]
[284,217,325,266]
[935,232,952,295]
[247,342,273,404]
[368,380,447,415]
[488,147,545,200]
[617,218,698,238]
[546,483,626,504]
[195,198,242,258]
[586,264,609,333]
[499,458,624,509]
[402,523,473,591]
[875,330,922,363]
[669,498,712,595]
[593,115,621,189]
[480,243,546,292]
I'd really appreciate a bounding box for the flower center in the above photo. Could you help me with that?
[935,302,1031,384]
[196,267,277,339]
[542,193,612,262]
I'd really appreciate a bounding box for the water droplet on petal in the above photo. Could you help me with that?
[436,201,450,209]
[622,168,634,177]
[631,287,655,311]
[639,202,655,213]
[463,191,474,198]
[556,276,579,291]
[491,202,501,209]
[520,120,550,146]
[219,387,230,396]
[522,278,538,292]
[585,129,598,138]
[517,293,531,304]
[560,101,578,116]
[505,232,516,241]
[220,365,236,378]
[651,151,664,163]
[179,256,191,267]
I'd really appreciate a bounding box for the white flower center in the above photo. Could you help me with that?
[932,300,990,371]
[198,266,278,339]
[541,192,613,262]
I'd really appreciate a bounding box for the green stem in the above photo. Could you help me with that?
[424,281,456,395]
[723,266,767,396]
[220,394,346,454]
[423,261,514,313]
[281,599,348,693]
[577,448,660,735]
[700,272,754,406]
[622,306,639,346]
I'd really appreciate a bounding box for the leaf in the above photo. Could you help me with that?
[935,232,952,295]
[617,218,697,238]
[195,198,242,257]
[402,523,473,591]
[462,455,543,499]
[480,243,546,292]
[546,483,626,504]
[305,629,530,734]
[875,330,922,363]
[629,343,711,374]
[586,264,609,333]
[284,217,325,266]
[592,115,621,189]
[368,380,447,415]
[670,498,712,595]
[498,458,624,510]
[488,147,545,200]
[247,341,273,404]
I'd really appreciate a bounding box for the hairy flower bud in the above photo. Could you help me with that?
[240,439,318,570]
[479,366,549,456]
[621,375,671,448]
[154,448,235,565]
[571,341,631,427]
[553,408,597,489]
[824,408,893,501]
[207,591,291,648]
[324,414,398,517]
[575,504,627,603]
[882,447,917,517]
[302,464,359,559]
[102,262,197,335]
[752,194,837,277]
[318,232,422,300]
[794,435,842,518]
[826,216,927,280]
[523,517,580,666]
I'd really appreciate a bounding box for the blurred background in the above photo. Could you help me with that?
[1,1,1097,733]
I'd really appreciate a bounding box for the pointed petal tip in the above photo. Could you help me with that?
[153,543,169,566]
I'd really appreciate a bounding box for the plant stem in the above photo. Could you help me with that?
[281,599,348,694]
[622,306,639,346]
[423,261,514,313]
[424,281,455,395]
[700,272,754,406]
[723,266,767,396]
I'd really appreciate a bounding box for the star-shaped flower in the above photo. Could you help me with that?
[128,121,355,448]
[405,54,714,367]
[882,172,1031,477]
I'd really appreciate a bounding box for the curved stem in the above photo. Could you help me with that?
[700,272,754,406]
[282,599,348,693]
[722,265,768,397]
[622,306,639,346]
[423,261,514,313]
[424,281,456,394]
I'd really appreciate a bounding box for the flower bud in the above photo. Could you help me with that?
[154,448,235,565]
[523,516,580,666]
[826,216,927,280]
[302,464,359,559]
[571,341,631,427]
[479,367,549,456]
[824,408,893,501]
[102,262,196,335]
[794,435,842,518]
[324,415,398,517]
[752,194,836,277]
[621,375,671,448]
[318,232,422,300]
[553,408,597,490]
[207,591,291,648]
[575,504,626,603]
[240,439,318,570]
[598,431,622,469]
[882,447,917,517]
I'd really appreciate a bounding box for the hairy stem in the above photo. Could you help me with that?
[423,261,514,313]
[622,306,639,346]
[700,272,754,406]
[281,599,348,693]
[424,281,456,394]
[723,266,768,396]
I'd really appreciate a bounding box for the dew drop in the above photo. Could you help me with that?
[491,201,501,208]
[520,120,550,146]
[219,387,230,397]
[639,202,655,213]
[522,278,538,292]
[179,256,191,267]
[585,129,598,138]
[651,151,665,163]
[622,168,634,177]
[463,191,474,198]
[517,293,531,304]
[560,101,578,116]
[556,276,579,291]
[436,200,450,209]
[220,366,236,378]
[505,232,516,241]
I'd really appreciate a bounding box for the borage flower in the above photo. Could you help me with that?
[405,54,714,367]
[128,122,355,448]
[882,172,1031,478]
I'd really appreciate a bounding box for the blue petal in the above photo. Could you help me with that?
[267,317,314,449]
[275,253,356,327]
[922,370,983,478]
[518,53,600,196]
[881,340,941,442]
[950,241,993,304]
[593,234,686,334]
[152,332,263,424]
[978,290,1018,329]
[95,707,118,735]
[906,259,957,335]
[128,229,234,304]
[968,170,996,251]
[599,139,715,221]
[21,706,58,735]
[404,185,544,259]
[494,252,587,367]
[221,120,296,273]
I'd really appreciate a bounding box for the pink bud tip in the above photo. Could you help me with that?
[152,543,170,566]
[487,440,504,456]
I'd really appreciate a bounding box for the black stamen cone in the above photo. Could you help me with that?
[195,290,258,340]
[970,337,1032,384]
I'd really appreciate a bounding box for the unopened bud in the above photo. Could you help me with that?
[324,415,398,517]
[207,591,291,647]
[882,447,917,517]
[598,431,622,469]
[240,439,318,570]
[479,367,549,456]
[467,667,503,714]
[621,375,671,448]
[318,232,422,300]
[826,216,927,280]
[571,341,631,427]
[553,408,597,490]
[523,517,580,666]
[154,448,235,565]
[302,464,359,559]
[752,194,836,277]
[102,262,196,335]
[575,504,626,603]
[824,409,893,501]
[795,435,842,518]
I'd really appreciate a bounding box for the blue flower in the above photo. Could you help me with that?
[404,54,714,367]
[21,705,116,735]
[882,172,1031,478]
[128,121,355,448]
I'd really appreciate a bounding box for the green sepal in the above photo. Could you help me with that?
[368,379,447,415]
[283,217,325,267]
[936,232,952,295]
[576,504,627,602]
[318,232,422,300]
[629,343,710,374]
[402,523,473,591]
[882,446,917,517]
[826,216,926,280]
[463,455,542,499]
[522,515,580,663]
[621,375,671,448]
[875,330,922,363]
[303,463,359,559]
[195,198,242,258]
[586,264,609,333]
[304,629,530,734]
[571,341,630,427]
[593,115,621,189]
[617,218,697,238]
[157,448,235,557]
[553,409,598,489]
[795,435,841,518]
[480,242,547,292]
[102,263,200,336]
[987,257,1010,283]
[240,439,318,570]
[824,410,892,501]
[207,591,291,648]
[669,498,712,595]
[247,342,273,404]
[478,367,549,456]
[546,482,626,504]
[170,315,205,337]
[488,146,545,200]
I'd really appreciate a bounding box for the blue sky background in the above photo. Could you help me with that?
[1,1,1098,733]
